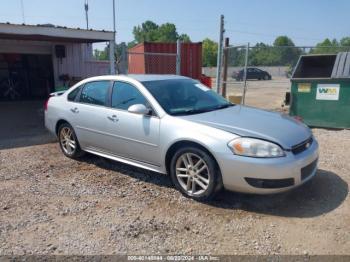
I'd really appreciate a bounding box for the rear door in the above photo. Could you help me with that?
[104,81,161,166]
[71,80,112,151]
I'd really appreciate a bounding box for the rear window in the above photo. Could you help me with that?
[67,86,82,101]
[79,81,110,106]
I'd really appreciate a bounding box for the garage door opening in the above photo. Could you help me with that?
[0,53,55,149]
[0,53,54,101]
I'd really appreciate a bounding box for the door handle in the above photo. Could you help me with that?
[70,107,79,113]
[107,115,119,122]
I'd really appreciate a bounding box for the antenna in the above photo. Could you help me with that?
[20,0,25,24]
[84,0,89,29]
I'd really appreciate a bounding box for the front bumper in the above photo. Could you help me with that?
[217,138,319,194]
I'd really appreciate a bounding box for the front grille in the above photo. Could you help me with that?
[292,137,313,155]
[301,158,318,181]
[245,177,294,189]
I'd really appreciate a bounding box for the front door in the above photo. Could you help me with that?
[104,81,161,166]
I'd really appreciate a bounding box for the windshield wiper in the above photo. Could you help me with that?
[172,108,213,116]
[173,103,235,115]
[172,103,234,116]
[213,103,235,110]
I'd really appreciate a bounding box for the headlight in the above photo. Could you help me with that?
[228,137,285,158]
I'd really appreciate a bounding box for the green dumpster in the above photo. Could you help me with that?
[290,52,350,129]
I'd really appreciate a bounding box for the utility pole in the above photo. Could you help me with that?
[215,15,225,94]
[109,0,116,74]
[112,0,116,35]
[242,42,250,105]
[84,0,89,30]
[20,0,25,24]
[222,37,229,98]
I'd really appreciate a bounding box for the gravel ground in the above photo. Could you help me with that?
[0,128,349,255]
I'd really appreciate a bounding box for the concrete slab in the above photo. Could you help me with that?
[0,101,56,149]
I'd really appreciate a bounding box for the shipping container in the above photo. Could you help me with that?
[128,42,202,80]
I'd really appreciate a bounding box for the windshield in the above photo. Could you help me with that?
[142,79,233,115]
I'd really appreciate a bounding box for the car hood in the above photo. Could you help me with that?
[180,105,312,149]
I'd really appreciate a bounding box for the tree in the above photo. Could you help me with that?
[249,43,280,66]
[340,37,350,52]
[311,38,340,54]
[202,38,218,67]
[340,37,350,46]
[133,20,159,43]
[156,23,178,42]
[273,36,294,46]
[132,20,191,43]
[273,36,301,66]
[93,21,192,63]
[247,36,301,66]
[178,34,191,43]
[93,49,108,60]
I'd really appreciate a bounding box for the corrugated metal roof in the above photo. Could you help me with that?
[0,22,114,43]
[331,52,350,79]
[0,22,113,33]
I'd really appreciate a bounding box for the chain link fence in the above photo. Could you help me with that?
[220,45,350,109]
[127,51,178,75]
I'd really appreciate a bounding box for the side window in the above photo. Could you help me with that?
[111,81,147,110]
[79,81,110,106]
[67,86,82,101]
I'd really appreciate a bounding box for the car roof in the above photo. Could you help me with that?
[81,74,190,83]
[127,74,190,82]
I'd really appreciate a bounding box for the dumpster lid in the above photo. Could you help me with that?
[291,52,350,80]
[331,52,350,79]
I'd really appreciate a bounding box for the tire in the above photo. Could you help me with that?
[169,146,222,201]
[264,75,269,80]
[58,123,84,159]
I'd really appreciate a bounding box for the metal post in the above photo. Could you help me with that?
[215,15,225,94]
[222,37,229,97]
[176,39,181,75]
[242,42,249,104]
[109,40,116,74]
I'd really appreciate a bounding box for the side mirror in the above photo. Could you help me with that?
[127,104,150,115]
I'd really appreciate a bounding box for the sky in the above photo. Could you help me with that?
[1,0,349,49]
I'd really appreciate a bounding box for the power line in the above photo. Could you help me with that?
[225,28,325,42]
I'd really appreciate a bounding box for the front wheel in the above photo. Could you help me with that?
[58,123,84,159]
[170,146,222,201]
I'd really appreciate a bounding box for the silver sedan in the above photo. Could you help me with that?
[45,75,319,201]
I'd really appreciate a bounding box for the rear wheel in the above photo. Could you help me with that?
[264,75,269,80]
[58,123,84,159]
[170,146,222,201]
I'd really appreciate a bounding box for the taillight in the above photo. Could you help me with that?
[44,97,50,111]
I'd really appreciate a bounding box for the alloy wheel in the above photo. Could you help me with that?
[175,153,210,195]
[59,127,76,155]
